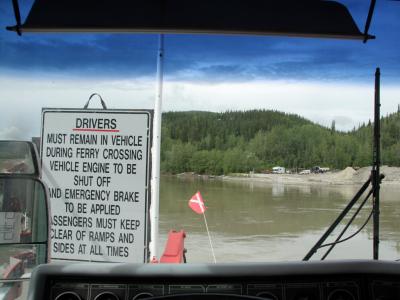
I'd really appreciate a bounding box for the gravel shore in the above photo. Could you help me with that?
[221,166,400,186]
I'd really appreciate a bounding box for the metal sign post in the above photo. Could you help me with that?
[149,34,164,260]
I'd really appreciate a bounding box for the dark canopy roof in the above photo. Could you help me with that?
[7,0,372,40]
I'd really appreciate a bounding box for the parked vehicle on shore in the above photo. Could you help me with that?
[299,169,311,175]
[311,166,330,173]
[272,166,286,174]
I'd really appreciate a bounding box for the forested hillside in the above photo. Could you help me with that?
[160,109,400,175]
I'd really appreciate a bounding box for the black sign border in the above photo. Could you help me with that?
[40,108,153,263]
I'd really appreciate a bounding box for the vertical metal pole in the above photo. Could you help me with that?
[149,34,164,261]
[373,67,380,260]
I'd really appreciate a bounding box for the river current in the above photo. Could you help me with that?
[158,176,400,263]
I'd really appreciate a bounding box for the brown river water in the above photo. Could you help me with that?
[1,175,398,300]
[158,176,400,263]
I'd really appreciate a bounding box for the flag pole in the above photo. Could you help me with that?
[189,191,217,263]
[202,212,217,263]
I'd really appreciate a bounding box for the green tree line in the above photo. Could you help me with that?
[160,109,400,175]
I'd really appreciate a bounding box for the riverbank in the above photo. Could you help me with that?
[224,166,400,186]
[176,166,400,186]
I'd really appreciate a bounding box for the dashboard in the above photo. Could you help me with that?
[28,260,400,300]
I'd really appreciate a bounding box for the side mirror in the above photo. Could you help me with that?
[0,177,49,281]
[0,141,40,177]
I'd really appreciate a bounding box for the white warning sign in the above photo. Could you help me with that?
[0,212,22,243]
[40,109,152,263]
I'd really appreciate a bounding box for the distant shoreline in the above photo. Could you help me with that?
[174,166,400,186]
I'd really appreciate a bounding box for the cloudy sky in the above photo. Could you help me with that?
[1,0,400,139]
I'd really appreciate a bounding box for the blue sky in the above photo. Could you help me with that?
[0,0,400,137]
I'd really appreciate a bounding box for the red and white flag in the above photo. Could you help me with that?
[188,191,207,214]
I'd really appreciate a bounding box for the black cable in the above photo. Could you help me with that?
[320,188,373,260]
[303,177,372,261]
[318,209,373,249]
[317,174,384,259]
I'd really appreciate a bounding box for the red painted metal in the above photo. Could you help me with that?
[159,230,186,263]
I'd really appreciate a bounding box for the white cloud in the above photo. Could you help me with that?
[162,80,399,131]
[0,126,24,140]
[0,74,399,140]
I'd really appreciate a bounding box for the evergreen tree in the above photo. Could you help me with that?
[160,109,400,174]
